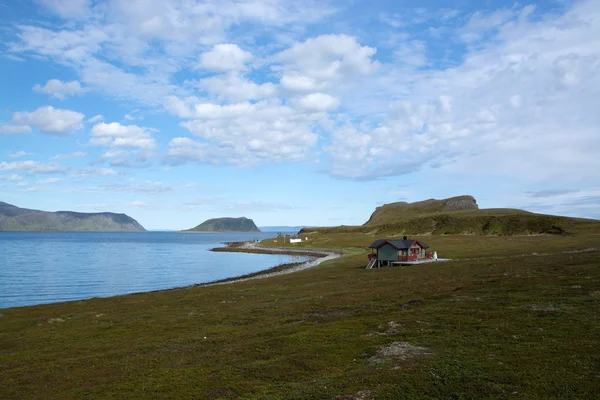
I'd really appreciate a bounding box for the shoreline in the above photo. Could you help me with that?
[0,241,343,309]
[199,242,343,286]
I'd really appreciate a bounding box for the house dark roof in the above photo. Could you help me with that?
[368,239,429,250]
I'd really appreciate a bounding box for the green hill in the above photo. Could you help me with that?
[0,201,146,232]
[300,195,600,236]
[185,217,260,232]
[364,195,480,225]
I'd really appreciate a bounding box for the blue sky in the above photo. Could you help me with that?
[1,0,599,230]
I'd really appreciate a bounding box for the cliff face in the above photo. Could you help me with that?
[0,201,146,232]
[185,217,260,232]
[440,196,479,211]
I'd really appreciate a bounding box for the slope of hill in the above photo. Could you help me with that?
[364,195,480,225]
[300,196,600,236]
[185,217,260,232]
[0,201,146,232]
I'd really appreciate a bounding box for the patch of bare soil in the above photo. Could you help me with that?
[369,341,430,364]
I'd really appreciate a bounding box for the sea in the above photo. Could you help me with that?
[0,231,310,309]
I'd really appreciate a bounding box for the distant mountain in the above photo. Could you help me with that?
[299,195,600,236]
[0,201,146,232]
[185,217,260,232]
[258,226,316,233]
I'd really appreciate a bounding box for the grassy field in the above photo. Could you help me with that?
[1,233,600,399]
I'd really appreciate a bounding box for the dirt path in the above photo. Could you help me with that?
[202,243,343,286]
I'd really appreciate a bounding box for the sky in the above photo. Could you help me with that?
[0,0,599,230]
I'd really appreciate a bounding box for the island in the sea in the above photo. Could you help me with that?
[184,217,260,232]
[0,201,146,232]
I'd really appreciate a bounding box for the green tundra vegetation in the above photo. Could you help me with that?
[1,197,600,399]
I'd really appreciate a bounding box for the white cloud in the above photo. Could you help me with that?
[183,198,299,213]
[497,187,600,220]
[5,0,599,195]
[195,73,277,102]
[276,34,379,91]
[199,44,253,71]
[0,174,23,181]
[90,122,157,150]
[37,0,91,19]
[131,201,150,208]
[33,79,84,100]
[0,161,65,174]
[296,92,340,111]
[460,8,520,42]
[8,0,336,109]
[12,106,84,135]
[71,167,118,178]
[379,13,404,28]
[37,177,61,184]
[163,96,197,118]
[8,151,32,158]
[78,58,176,104]
[10,25,109,63]
[167,99,321,165]
[123,110,145,122]
[7,0,336,111]
[3,54,26,62]
[192,101,252,119]
[51,151,87,160]
[280,74,321,92]
[87,114,104,123]
[101,149,132,159]
[394,40,428,67]
[325,1,600,182]
[101,181,171,194]
[102,0,334,48]
[0,124,31,134]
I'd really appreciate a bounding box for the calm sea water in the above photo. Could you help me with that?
[0,231,309,309]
